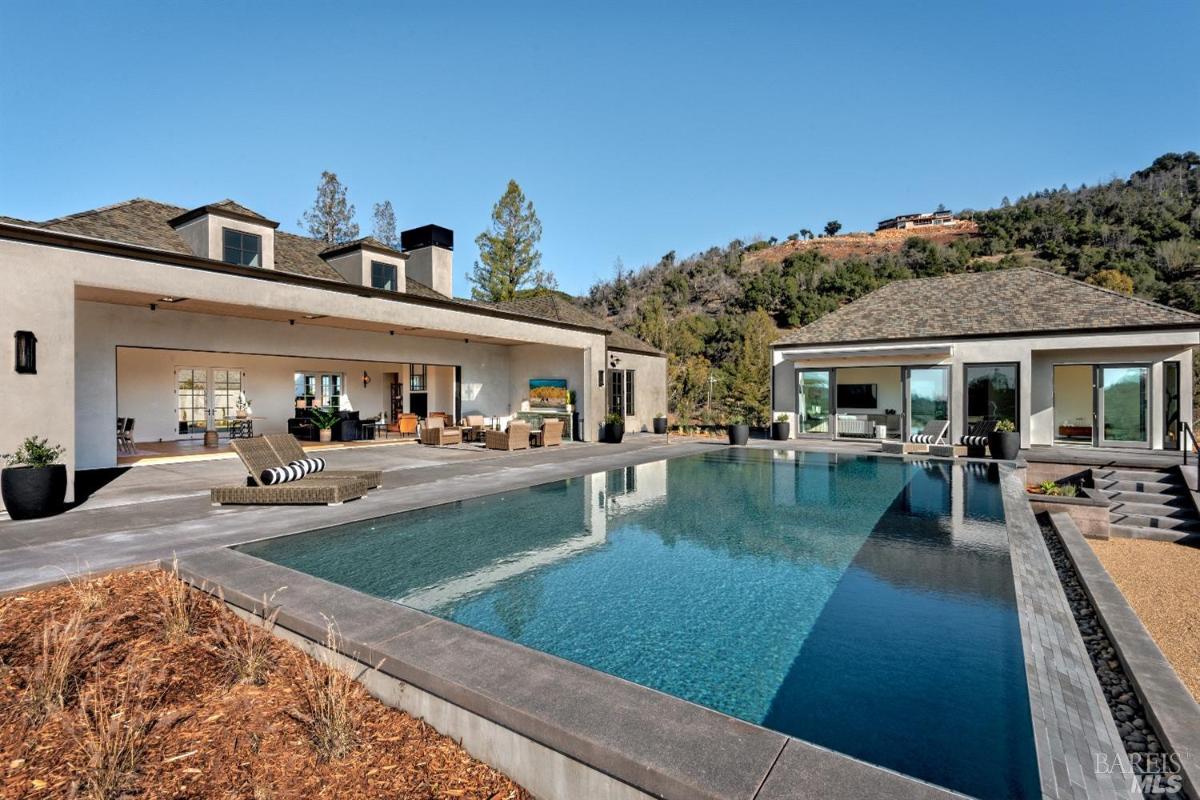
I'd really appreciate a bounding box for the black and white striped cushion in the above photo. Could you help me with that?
[289,457,325,475]
[959,435,989,447]
[910,433,933,444]
[260,463,306,485]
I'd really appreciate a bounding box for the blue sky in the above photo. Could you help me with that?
[1,1,1196,297]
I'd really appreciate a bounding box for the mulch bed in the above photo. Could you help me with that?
[0,570,530,799]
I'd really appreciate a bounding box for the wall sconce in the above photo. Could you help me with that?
[14,330,36,374]
[362,371,372,388]
[598,370,605,388]
[609,355,621,368]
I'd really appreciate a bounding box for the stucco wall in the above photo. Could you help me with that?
[611,350,668,433]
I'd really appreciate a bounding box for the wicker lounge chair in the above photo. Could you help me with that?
[928,419,998,458]
[541,418,564,447]
[881,419,949,455]
[485,421,530,451]
[261,433,382,488]
[211,438,368,506]
[420,417,462,446]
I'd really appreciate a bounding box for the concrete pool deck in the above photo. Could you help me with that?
[0,437,1160,799]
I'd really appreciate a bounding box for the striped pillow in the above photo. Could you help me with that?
[260,463,306,486]
[960,434,990,447]
[910,433,933,444]
[289,457,326,475]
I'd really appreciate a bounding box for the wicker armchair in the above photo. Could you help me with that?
[541,418,564,447]
[485,421,530,451]
[420,416,462,446]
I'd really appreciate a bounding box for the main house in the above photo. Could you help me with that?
[771,269,1200,452]
[0,199,665,503]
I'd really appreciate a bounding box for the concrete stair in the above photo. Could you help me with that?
[1092,467,1200,542]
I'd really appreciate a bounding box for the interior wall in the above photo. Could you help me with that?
[1051,365,1093,437]
[831,367,903,415]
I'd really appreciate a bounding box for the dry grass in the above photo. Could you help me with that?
[150,557,200,643]
[0,569,529,799]
[209,594,280,686]
[1089,537,1200,700]
[23,610,99,722]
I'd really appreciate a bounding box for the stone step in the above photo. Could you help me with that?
[1110,524,1200,543]
[1091,468,1182,485]
[1091,489,1191,507]
[1108,512,1200,532]
[1091,478,1187,495]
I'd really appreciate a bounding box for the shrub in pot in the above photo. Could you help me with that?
[603,413,625,444]
[727,413,750,446]
[771,413,791,441]
[2,437,68,520]
[988,419,1020,461]
[310,407,340,444]
[653,413,668,435]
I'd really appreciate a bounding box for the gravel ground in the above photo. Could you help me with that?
[1089,538,1200,701]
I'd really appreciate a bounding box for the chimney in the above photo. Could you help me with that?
[401,225,453,298]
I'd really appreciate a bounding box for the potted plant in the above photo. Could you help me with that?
[653,413,668,435]
[309,407,340,443]
[2,437,68,520]
[603,413,625,444]
[771,413,791,441]
[989,419,1020,461]
[726,406,750,446]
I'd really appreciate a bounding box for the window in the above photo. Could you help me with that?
[964,363,1019,430]
[371,261,398,291]
[294,372,342,408]
[1165,361,1181,450]
[607,369,635,416]
[14,330,36,374]
[222,228,262,267]
[410,364,427,392]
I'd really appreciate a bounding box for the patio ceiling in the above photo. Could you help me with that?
[75,285,536,346]
[779,343,952,363]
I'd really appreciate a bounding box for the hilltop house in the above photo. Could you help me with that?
[771,269,1200,452]
[876,210,959,231]
[0,199,665,504]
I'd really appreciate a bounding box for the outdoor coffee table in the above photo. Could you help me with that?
[529,429,545,447]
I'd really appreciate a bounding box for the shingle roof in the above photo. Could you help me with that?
[483,295,664,356]
[774,268,1200,346]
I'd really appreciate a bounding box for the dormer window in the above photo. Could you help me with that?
[371,261,398,291]
[223,228,262,267]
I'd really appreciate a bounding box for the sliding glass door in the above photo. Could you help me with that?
[964,364,1019,429]
[904,367,949,439]
[796,370,832,435]
[1098,366,1150,448]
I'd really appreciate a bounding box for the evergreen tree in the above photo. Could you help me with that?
[722,309,777,426]
[300,171,359,244]
[469,180,553,301]
[823,220,842,237]
[372,200,398,247]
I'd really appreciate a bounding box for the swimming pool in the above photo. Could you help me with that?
[239,449,1039,799]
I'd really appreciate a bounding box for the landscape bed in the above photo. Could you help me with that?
[238,449,1040,800]
[0,570,529,799]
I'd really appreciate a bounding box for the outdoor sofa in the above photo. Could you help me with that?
[211,438,369,506]
[880,419,949,455]
[485,421,531,451]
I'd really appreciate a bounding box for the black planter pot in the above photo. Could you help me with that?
[604,422,625,444]
[988,431,1021,461]
[771,421,791,441]
[727,424,750,446]
[1,464,67,520]
[653,417,668,435]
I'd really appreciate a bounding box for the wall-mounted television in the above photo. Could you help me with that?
[836,383,878,409]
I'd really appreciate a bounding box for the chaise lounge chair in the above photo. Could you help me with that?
[420,416,462,446]
[485,421,530,451]
[211,438,369,506]
[881,419,949,455]
[929,419,998,458]
[261,433,383,488]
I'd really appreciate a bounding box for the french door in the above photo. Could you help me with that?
[175,367,242,438]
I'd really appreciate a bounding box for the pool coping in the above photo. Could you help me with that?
[999,465,1141,799]
[1047,509,1200,797]
[173,547,965,800]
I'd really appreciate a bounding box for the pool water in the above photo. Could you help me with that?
[239,449,1039,799]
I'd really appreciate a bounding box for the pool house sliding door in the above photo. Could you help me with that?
[903,367,949,440]
[1052,363,1152,448]
[796,370,833,436]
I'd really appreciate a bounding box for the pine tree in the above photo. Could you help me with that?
[372,200,398,247]
[823,220,842,237]
[301,171,359,244]
[469,180,554,301]
[723,309,777,426]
